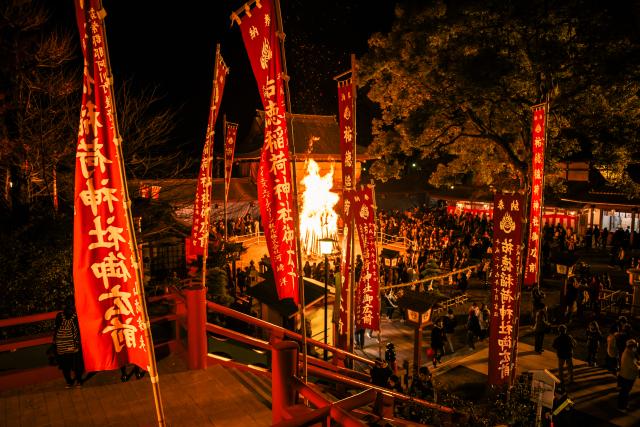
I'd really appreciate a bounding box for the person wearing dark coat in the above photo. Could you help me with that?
[533,304,550,353]
[370,358,392,388]
[552,324,576,385]
[586,321,603,367]
[430,319,446,367]
[385,342,397,373]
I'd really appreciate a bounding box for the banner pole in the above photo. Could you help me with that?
[371,181,383,360]
[536,99,549,288]
[349,54,357,356]
[96,1,166,424]
[201,44,221,294]
[274,0,308,383]
[223,114,228,242]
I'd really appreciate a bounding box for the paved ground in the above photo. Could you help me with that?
[0,355,272,427]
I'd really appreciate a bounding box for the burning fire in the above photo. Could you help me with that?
[300,159,339,256]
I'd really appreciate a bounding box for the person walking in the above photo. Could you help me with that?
[533,304,550,354]
[586,321,603,367]
[553,325,576,386]
[617,339,639,411]
[53,297,84,388]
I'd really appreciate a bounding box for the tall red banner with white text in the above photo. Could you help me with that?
[189,50,228,257]
[224,122,238,204]
[338,189,353,347]
[338,77,356,348]
[73,0,148,371]
[353,186,380,331]
[523,105,546,286]
[488,193,524,386]
[238,0,298,303]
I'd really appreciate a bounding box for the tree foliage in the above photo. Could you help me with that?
[359,0,640,194]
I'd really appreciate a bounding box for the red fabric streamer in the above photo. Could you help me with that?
[238,0,298,303]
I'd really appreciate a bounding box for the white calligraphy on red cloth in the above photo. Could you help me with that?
[73,0,147,371]
[238,0,298,302]
[488,193,524,386]
[523,105,546,286]
[224,122,238,204]
[353,186,380,331]
[189,50,228,257]
[337,77,356,348]
[338,189,353,348]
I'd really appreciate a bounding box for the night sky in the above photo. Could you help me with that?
[55,1,396,157]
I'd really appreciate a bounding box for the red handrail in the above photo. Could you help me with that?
[0,311,57,328]
[206,300,375,368]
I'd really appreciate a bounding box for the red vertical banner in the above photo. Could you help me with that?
[338,189,353,347]
[353,186,380,331]
[237,0,298,303]
[488,193,525,387]
[338,79,355,192]
[523,105,546,286]
[338,77,355,348]
[189,49,228,257]
[73,0,148,371]
[224,122,238,204]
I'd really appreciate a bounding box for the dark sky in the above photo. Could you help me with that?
[57,1,396,157]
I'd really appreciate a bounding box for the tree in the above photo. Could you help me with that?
[0,0,79,217]
[117,80,193,180]
[359,0,640,195]
[0,1,190,220]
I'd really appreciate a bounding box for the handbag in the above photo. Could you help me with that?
[46,344,58,366]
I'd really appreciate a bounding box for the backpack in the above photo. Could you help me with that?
[55,313,79,354]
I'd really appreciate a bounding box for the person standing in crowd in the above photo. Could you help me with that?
[606,324,620,374]
[430,319,446,368]
[616,318,631,367]
[479,303,490,340]
[617,339,639,411]
[443,308,457,353]
[370,358,392,388]
[53,297,84,388]
[385,342,397,373]
[410,366,434,400]
[553,324,576,386]
[355,327,365,350]
[586,321,603,367]
[601,227,609,249]
[533,304,550,354]
[466,303,481,350]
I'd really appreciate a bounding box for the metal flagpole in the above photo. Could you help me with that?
[96,1,166,424]
[274,0,308,383]
[223,114,229,242]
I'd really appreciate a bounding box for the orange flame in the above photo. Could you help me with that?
[300,159,339,256]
